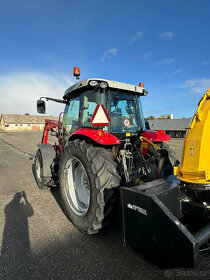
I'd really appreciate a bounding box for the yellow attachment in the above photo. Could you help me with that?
[174,89,210,184]
[140,136,161,150]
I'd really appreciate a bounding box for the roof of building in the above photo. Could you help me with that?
[0,114,60,124]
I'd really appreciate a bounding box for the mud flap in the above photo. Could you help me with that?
[121,179,210,268]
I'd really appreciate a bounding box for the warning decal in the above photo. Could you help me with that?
[91,104,110,126]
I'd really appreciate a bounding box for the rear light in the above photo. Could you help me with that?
[159,130,165,135]
[97,130,104,136]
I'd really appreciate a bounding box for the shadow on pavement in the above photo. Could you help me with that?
[0,192,34,279]
[0,191,209,280]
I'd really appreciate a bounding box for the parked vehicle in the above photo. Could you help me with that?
[147,118,191,138]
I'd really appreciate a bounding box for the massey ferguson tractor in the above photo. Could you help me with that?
[35,67,210,268]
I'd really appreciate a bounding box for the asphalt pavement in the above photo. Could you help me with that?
[0,132,209,280]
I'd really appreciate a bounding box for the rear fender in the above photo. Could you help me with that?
[68,128,121,146]
[37,144,56,178]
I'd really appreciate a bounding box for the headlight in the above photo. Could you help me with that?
[89,80,98,87]
[100,82,108,89]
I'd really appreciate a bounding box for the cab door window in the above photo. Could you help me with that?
[63,98,80,139]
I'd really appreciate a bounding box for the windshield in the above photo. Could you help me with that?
[110,91,145,133]
[63,89,145,137]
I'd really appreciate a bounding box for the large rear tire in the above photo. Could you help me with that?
[59,139,121,234]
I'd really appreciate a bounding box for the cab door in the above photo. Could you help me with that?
[62,98,80,143]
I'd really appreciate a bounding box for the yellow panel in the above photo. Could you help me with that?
[175,90,210,184]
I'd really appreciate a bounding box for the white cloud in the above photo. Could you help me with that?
[156,58,175,65]
[137,51,152,60]
[160,32,174,39]
[179,78,210,94]
[101,48,118,61]
[0,72,73,115]
[171,69,184,76]
[201,61,210,65]
[130,30,145,44]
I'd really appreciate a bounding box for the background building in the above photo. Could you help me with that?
[148,118,192,138]
[0,114,59,132]
[159,114,174,119]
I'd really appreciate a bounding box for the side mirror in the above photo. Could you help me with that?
[37,99,46,114]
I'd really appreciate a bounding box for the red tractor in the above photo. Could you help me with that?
[35,68,210,267]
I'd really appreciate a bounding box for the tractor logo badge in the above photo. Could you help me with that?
[91,104,110,126]
[127,203,147,215]
[124,118,130,127]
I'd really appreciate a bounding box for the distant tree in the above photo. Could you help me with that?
[144,116,155,120]
[166,116,171,119]
[25,113,30,115]
[148,115,155,120]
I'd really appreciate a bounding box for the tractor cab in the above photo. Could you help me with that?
[62,78,147,142]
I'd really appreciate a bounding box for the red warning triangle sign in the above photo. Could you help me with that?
[91,104,110,126]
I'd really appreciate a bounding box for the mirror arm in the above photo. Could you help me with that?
[40,97,69,105]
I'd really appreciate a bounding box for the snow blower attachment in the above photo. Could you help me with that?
[122,90,210,268]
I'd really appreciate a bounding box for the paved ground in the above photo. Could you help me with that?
[0,132,209,280]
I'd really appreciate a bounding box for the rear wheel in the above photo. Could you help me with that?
[153,142,180,175]
[59,139,120,234]
[34,150,51,189]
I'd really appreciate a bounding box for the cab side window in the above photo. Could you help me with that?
[63,98,80,137]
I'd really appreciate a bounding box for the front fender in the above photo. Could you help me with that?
[68,128,120,146]
[36,144,56,177]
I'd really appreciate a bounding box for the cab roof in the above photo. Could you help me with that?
[63,78,146,100]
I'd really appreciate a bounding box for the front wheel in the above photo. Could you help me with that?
[34,150,51,189]
[59,139,120,234]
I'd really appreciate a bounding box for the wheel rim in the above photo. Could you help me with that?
[35,157,42,182]
[64,157,90,216]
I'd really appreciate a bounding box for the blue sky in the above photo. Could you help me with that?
[0,0,210,117]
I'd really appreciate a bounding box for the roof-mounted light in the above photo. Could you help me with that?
[73,67,80,80]
[139,82,144,88]
[89,80,98,87]
[100,81,108,89]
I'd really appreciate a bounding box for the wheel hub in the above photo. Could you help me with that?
[64,157,90,216]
